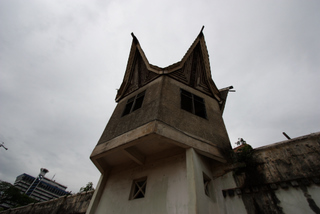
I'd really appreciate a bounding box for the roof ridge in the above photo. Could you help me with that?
[163,27,205,71]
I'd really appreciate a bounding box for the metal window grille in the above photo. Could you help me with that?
[129,177,147,200]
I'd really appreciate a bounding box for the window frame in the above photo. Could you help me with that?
[129,177,147,200]
[180,89,207,119]
[122,91,146,117]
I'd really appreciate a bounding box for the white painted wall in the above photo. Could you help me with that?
[90,148,320,214]
[275,185,320,214]
[211,172,247,214]
[187,148,247,214]
[94,153,188,214]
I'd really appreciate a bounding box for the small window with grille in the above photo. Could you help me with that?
[129,177,147,200]
[203,173,211,197]
[180,89,207,118]
[122,91,146,117]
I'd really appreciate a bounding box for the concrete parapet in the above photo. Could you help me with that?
[0,191,94,214]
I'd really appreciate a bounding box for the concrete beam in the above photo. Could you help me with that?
[123,146,145,165]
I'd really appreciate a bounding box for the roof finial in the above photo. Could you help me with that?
[131,32,139,44]
[198,26,205,37]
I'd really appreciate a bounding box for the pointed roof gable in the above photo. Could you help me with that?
[165,27,221,101]
[115,33,161,102]
[115,27,221,102]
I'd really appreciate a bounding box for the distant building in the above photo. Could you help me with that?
[14,169,69,202]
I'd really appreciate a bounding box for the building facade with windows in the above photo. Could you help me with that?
[14,173,69,202]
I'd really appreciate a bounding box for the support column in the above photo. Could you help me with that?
[186,148,198,214]
[86,171,109,214]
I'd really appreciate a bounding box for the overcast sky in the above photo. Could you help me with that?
[1,0,319,193]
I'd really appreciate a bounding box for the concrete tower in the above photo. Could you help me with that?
[87,28,233,214]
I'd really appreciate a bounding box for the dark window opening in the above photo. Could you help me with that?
[122,91,145,116]
[180,89,207,118]
[129,177,147,200]
[181,90,193,112]
[132,91,145,111]
[203,173,211,197]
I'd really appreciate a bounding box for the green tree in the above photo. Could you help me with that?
[79,182,94,193]
[235,138,247,146]
[0,180,37,210]
[233,139,265,186]
[234,138,253,163]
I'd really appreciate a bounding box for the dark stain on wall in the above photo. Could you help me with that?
[300,185,320,214]
[232,154,285,214]
[241,191,284,214]
[230,133,320,214]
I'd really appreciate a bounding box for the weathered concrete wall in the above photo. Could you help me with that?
[159,76,231,152]
[254,132,320,183]
[97,76,231,153]
[221,132,320,214]
[0,191,94,214]
[176,133,320,214]
[97,77,162,144]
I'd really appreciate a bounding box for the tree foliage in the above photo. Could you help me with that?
[233,139,265,186]
[0,181,37,210]
[79,182,94,193]
[235,138,247,146]
[234,138,253,163]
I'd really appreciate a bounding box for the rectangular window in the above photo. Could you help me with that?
[122,91,146,116]
[180,89,207,118]
[129,177,147,200]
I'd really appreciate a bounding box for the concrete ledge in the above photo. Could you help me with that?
[90,120,227,172]
[255,131,320,151]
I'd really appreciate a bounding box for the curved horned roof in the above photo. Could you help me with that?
[116,27,221,102]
